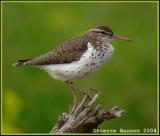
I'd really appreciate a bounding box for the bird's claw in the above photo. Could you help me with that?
[80,88,100,101]
[88,88,100,95]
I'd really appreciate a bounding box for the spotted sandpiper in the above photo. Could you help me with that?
[13,26,132,101]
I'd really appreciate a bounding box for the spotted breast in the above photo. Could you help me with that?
[41,42,114,81]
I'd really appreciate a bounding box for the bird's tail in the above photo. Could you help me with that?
[12,59,30,66]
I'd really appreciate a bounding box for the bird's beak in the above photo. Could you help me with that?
[112,35,133,42]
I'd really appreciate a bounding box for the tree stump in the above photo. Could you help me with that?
[51,93,125,134]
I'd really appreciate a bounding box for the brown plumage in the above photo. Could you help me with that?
[95,26,113,36]
[13,26,113,66]
[14,32,104,66]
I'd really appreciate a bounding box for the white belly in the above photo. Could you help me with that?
[41,43,114,82]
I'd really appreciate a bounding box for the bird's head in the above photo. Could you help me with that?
[90,26,132,43]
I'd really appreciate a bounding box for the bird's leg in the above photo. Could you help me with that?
[68,82,92,100]
[65,81,91,100]
[64,81,77,102]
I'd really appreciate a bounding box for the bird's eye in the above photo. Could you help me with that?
[100,31,106,35]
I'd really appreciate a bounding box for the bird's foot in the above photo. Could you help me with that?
[79,89,92,101]
[88,88,100,95]
[80,89,100,101]
[64,80,100,102]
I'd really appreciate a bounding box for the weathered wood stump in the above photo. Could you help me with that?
[51,93,125,134]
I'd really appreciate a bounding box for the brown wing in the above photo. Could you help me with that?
[23,35,89,65]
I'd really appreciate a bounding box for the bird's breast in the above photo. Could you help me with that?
[76,42,114,76]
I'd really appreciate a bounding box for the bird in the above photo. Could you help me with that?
[13,26,132,101]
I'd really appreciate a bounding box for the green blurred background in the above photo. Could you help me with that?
[2,2,158,134]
